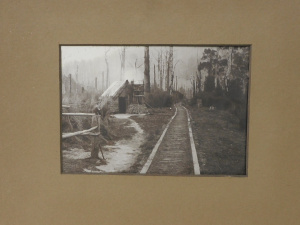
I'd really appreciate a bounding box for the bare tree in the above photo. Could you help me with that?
[153,47,165,90]
[158,50,163,89]
[168,46,174,94]
[102,71,104,92]
[165,50,169,91]
[153,64,157,89]
[170,59,180,94]
[225,47,233,92]
[134,58,143,77]
[104,48,110,89]
[144,46,150,98]
[119,47,126,81]
[76,65,79,95]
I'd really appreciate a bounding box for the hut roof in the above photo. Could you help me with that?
[98,80,128,109]
[101,80,127,98]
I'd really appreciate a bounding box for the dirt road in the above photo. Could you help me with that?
[142,106,197,175]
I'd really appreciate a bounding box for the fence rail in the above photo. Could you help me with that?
[62,113,96,116]
[61,111,104,159]
[62,126,98,139]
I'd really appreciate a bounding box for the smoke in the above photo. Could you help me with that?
[123,68,144,83]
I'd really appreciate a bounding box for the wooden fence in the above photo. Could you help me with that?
[61,106,105,159]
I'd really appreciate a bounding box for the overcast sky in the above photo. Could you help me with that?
[61,46,207,89]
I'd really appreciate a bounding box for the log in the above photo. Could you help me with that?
[62,126,98,139]
[79,132,100,136]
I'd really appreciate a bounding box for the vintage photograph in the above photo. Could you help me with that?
[60,45,250,176]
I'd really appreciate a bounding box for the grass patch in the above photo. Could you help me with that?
[127,107,175,173]
[188,106,247,175]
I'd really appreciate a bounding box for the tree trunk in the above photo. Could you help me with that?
[169,47,174,94]
[158,51,161,89]
[198,69,202,92]
[161,60,164,90]
[120,47,126,81]
[165,52,169,91]
[154,64,157,89]
[225,47,233,92]
[105,56,109,89]
[102,71,104,92]
[144,46,150,98]
[76,65,78,95]
[192,79,195,98]
[69,74,72,97]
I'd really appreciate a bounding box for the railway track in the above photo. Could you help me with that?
[140,105,200,175]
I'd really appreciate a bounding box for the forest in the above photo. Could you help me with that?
[61,46,249,118]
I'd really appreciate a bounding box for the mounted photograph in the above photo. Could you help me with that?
[60,45,250,176]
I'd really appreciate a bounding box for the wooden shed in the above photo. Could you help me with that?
[98,80,146,114]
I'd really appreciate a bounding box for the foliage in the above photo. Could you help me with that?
[215,78,224,96]
[189,96,198,106]
[193,47,250,130]
[199,92,232,110]
[204,75,215,92]
[172,91,184,103]
[227,78,243,102]
[200,49,216,72]
[147,89,173,108]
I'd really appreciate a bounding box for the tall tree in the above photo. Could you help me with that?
[225,47,233,91]
[158,50,163,89]
[104,48,110,89]
[119,47,126,81]
[231,47,250,94]
[153,64,157,89]
[144,46,150,98]
[198,48,226,92]
[168,47,174,94]
[76,65,79,95]
[165,50,169,91]
[101,71,104,91]
[204,75,215,92]
[160,50,164,90]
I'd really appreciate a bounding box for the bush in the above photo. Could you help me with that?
[147,90,173,108]
[189,96,198,106]
[227,78,243,102]
[213,97,232,110]
[199,92,232,110]
[172,91,184,103]
[204,75,215,92]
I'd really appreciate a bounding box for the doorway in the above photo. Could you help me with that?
[119,97,126,113]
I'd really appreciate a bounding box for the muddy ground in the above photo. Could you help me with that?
[187,106,247,175]
[61,107,175,174]
[61,115,137,173]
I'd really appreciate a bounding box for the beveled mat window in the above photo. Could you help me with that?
[60,45,250,176]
